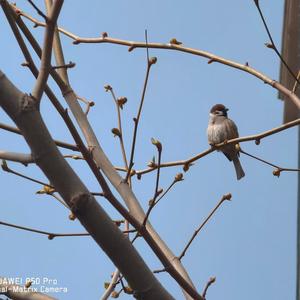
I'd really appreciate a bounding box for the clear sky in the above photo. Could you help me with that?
[0,1,297,300]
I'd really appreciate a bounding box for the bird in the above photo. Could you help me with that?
[207,104,245,180]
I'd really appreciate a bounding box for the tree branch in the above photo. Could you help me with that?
[0,151,33,164]
[135,118,300,176]
[202,276,216,300]
[31,0,63,102]
[240,149,300,176]
[125,55,157,182]
[0,220,89,239]
[0,122,78,151]
[179,193,232,260]
[106,85,129,170]
[11,6,299,109]
[1,160,52,187]
[253,0,300,85]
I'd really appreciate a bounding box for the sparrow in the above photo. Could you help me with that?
[207,104,245,180]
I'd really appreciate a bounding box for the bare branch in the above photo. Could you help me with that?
[202,276,216,299]
[0,220,89,239]
[106,85,129,170]
[44,0,70,85]
[27,0,47,20]
[136,118,300,176]
[293,70,300,94]
[240,149,300,176]
[143,139,163,226]
[1,160,53,187]
[125,55,157,182]
[179,193,232,260]
[144,173,183,228]
[52,61,75,70]
[31,0,64,102]
[253,0,300,86]
[12,6,298,110]
[0,150,33,164]
[0,122,78,151]
[101,270,120,300]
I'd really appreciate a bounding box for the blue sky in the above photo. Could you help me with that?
[0,1,297,299]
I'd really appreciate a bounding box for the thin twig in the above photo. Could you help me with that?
[52,61,75,70]
[240,149,300,175]
[152,268,164,274]
[49,193,69,209]
[143,173,183,228]
[125,32,157,182]
[0,122,78,151]
[91,192,105,196]
[107,86,129,170]
[135,118,300,176]
[143,140,163,226]
[1,160,53,187]
[0,220,135,240]
[0,220,89,239]
[152,140,162,201]
[179,193,232,260]
[293,70,300,94]
[253,0,300,86]
[202,277,216,299]
[76,94,95,115]
[63,154,84,160]
[31,0,64,102]
[101,271,120,300]
[27,0,47,20]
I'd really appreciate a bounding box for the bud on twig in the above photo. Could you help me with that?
[222,193,232,201]
[148,199,155,206]
[111,291,119,298]
[149,57,157,66]
[1,160,9,172]
[174,173,184,182]
[273,168,281,177]
[36,185,55,195]
[265,42,275,49]
[48,234,54,240]
[170,38,182,45]
[114,220,124,227]
[183,163,193,172]
[69,213,76,221]
[104,84,112,92]
[151,138,162,152]
[111,128,121,138]
[156,188,163,198]
[117,97,127,109]
[124,286,133,294]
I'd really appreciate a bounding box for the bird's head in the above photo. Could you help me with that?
[210,104,229,117]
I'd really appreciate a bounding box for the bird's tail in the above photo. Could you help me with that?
[233,157,245,180]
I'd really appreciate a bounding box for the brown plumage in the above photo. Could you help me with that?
[207,104,245,180]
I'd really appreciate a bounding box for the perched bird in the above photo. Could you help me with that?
[207,104,245,180]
